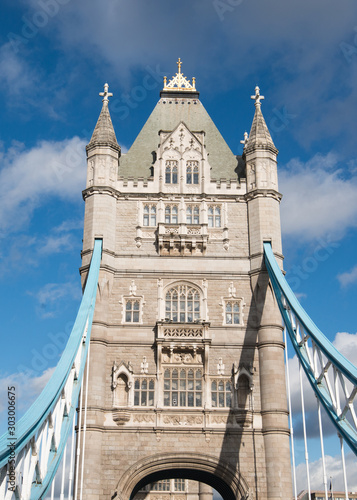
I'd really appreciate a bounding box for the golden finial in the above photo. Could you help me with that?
[162,59,197,92]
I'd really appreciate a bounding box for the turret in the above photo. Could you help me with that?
[245,88,292,500]
[244,86,282,266]
[82,83,120,255]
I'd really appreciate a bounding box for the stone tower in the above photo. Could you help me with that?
[79,62,292,500]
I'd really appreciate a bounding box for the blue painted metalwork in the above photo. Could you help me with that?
[0,239,102,498]
[263,241,357,456]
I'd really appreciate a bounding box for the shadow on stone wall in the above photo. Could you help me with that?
[216,263,270,500]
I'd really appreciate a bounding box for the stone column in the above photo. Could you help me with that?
[199,483,213,500]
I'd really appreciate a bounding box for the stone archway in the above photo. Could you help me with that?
[114,452,250,500]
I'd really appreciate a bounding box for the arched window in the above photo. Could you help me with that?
[165,160,178,184]
[208,206,221,227]
[165,205,178,224]
[165,284,200,322]
[186,161,199,184]
[186,205,200,224]
[125,299,140,322]
[164,368,202,407]
[211,379,232,408]
[225,300,240,325]
[143,204,156,226]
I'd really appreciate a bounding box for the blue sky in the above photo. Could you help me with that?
[1,0,357,493]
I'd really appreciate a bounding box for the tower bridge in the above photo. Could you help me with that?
[0,61,356,500]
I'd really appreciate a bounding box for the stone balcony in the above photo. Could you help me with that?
[157,222,208,256]
[156,321,211,341]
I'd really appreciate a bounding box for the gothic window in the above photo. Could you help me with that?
[174,479,186,492]
[225,300,241,325]
[165,284,200,322]
[164,368,202,407]
[186,161,199,184]
[237,374,250,409]
[208,206,221,227]
[134,378,155,406]
[211,379,232,408]
[165,205,178,224]
[125,299,140,323]
[186,205,200,224]
[165,160,178,184]
[143,204,156,226]
[152,480,170,492]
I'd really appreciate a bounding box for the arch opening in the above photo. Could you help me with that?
[115,453,249,500]
[131,470,233,500]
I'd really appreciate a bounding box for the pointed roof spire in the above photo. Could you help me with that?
[245,86,277,154]
[87,83,120,153]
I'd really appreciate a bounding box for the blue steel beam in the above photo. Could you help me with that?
[263,242,357,456]
[0,239,102,499]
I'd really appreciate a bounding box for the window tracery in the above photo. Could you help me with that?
[125,299,141,323]
[143,204,156,226]
[165,160,178,184]
[165,204,178,224]
[186,205,200,224]
[134,378,155,406]
[211,379,232,408]
[165,284,200,322]
[225,300,241,325]
[163,368,203,407]
[186,160,199,184]
[208,205,221,227]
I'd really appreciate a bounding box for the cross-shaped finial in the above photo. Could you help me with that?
[99,83,113,103]
[251,86,264,107]
[177,58,182,74]
[240,131,249,147]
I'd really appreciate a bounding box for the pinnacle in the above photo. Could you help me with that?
[245,105,277,153]
[87,83,120,152]
[245,87,277,154]
[87,101,120,151]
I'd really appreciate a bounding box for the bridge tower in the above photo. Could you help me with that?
[79,63,292,500]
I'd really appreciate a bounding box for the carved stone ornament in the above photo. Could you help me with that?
[163,327,203,338]
[113,409,131,425]
[162,347,203,364]
[133,414,155,423]
[211,414,235,425]
[235,410,253,428]
[163,414,203,425]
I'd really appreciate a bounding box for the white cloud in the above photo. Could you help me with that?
[0,367,54,434]
[29,280,81,318]
[53,218,83,233]
[38,233,75,255]
[332,331,357,364]
[0,137,87,232]
[280,153,357,242]
[287,331,357,440]
[337,265,357,287]
[296,452,357,494]
[0,43,37,94]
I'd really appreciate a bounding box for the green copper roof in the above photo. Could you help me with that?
[119,97,240,180]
